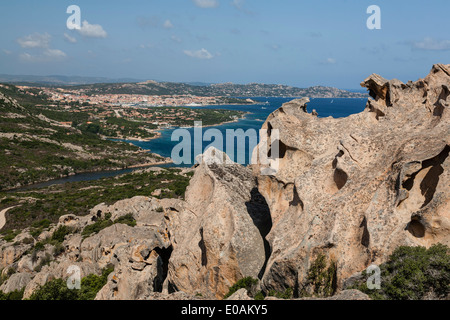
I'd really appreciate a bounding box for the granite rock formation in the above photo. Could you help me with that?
[252,64,450,296]
[0,64,448,300]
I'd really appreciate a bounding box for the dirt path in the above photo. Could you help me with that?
[0,206,19,230]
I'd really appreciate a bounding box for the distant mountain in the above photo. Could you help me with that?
[0,74,367,98]
[0,74,144,86]
[66,82,368,98]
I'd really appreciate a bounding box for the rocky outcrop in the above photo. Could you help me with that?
[165,148,271,299]
[1,65,448,301]
[0,272,32,294]
[252,64,450,296]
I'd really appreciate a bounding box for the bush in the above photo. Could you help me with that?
[301,253,337,298]
[352,244,450,300]
[78,267,114,300]
[34,253,52,272]
[51,225,73,243]
[29,267,114,300]
[81,217,113,238]
[224,277,259,299]
[254,291,265,300]
[0,288,25,300]
[28,278,79,300]
[114,214,136,227]
[268,288,293,299]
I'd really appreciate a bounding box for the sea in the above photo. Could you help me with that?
[13,97,367,190]
[128,97,368,167]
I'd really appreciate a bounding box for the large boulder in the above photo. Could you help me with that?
[0,272,32,294]
[166,147,271,299]
[252,64,450,296]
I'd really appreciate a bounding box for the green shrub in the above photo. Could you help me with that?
[52,243,65,257]
[300,253,337,298]
[28,278,79,300]
[81,217,113,238]
[0,288,25,300]
[34,253,52,272]
[268,288,293,299]
[29,267,114,300]
[51,225,73,243]
[78,267,114,300]
[114,214,136,227]
[1,230,20,242]
[224,277,259,299]
[21,237,34,245]
[352,244,450,300]
[254,291,265,300]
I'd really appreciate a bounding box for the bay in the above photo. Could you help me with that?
[13,97,367,190]
[129,97,367,167]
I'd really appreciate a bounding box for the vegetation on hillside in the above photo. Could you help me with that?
[351,244,450,300]
[0,168,192,237]
[0,84,166,190]
[28,266,114,300]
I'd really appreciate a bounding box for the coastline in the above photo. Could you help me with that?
[127,159,173,168]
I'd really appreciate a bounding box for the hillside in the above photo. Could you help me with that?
[0,74,367,98]
[65,81,367,98]
[0,65,447,302]
[0,84,167,191]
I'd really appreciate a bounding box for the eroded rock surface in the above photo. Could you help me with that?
[252,64,450,296]
[166,147,271,299]
[1,64,448,300]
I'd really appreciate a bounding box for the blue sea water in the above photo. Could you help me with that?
[12,97,367,190]
[129,97,368,167]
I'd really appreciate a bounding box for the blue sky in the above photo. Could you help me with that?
[0,0,449,88]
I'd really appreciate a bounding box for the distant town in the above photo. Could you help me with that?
[7,85,247,141]
[23,86,255,108]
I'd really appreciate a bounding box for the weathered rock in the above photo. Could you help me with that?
[265,289,370,300]
[252,64,450,296]
[0,272,32,293]
[90,223,173,300]
[0,242,31,269]
[166,147,271,299]
[146,291,210,300]
[226,288,253,300]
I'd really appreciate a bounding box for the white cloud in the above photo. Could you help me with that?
[171,35,182,43]
[266,44,281,51]
[192,0,219,8]
[139,43,154,49]
[2,49,12,55]
[320,58,337,65]
[231,0,244,9]
[17,33,51,49]
[231,0,253,15]
[64,33,77,43]
[44,49,67,59]
[17,32,66,62]
[411,37,450,51]
[183,48,214,59]
[163,20,174,29]
[77,20,107,38]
